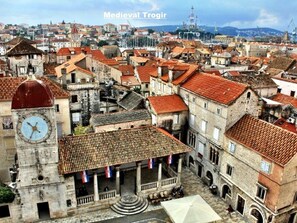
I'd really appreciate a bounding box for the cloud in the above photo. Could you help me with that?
[119,0,160,11]
[223,9,279,28]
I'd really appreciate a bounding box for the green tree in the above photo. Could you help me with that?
[0,186,15,204]
[98,40,109,47]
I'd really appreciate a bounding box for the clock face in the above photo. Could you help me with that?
[17,114,52,143]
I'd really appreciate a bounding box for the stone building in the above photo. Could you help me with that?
[10,77,68,222]
[223,115,297,223]
[0,76,70,183]
[179,73,259,187]
[147,94,188,141]
[135,65,157,97]
[150,61,198,96]
[55,54,99,127]
[6,40,44,76]
[2,77,191,222]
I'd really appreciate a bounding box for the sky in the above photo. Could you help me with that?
[0,0,297,31]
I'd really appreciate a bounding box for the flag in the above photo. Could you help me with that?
[148,158,154,169]
[167,154,173,165]
[81,170,89,183]
[105,166,112,178]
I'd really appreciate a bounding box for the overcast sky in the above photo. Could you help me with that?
[0,0,296,31]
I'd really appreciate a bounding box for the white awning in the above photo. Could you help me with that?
[161,195,222,223]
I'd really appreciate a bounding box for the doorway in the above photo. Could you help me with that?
[236,195,245,215]
[197,165,203,178]
[222,184,231,199]
[37,202,50,220]
[288,212,297,223]
[206,171,213,186]
[251,209,264,223]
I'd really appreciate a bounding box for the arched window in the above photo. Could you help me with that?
[247,92,251,99]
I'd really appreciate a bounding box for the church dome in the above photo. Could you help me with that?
[11,77,54,109]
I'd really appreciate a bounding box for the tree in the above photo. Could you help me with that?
[0,186,15,204]
[148,28,155,34]
[98,40,109,47]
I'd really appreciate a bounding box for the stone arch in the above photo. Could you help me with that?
[206,171,213,185]
[189,155,194,165]
[249,206,265,223]
[221,184,232,199]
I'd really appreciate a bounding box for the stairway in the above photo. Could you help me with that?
[111,194,149,215]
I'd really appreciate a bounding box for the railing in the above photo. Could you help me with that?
[141,182,158,191]
[167,166,177,177]
[77,194,94,206]
[161,177,177,187]
[98,190,116,200]
[67,83,98,90]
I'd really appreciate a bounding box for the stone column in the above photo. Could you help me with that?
[158,160,162,189]
[177,155,183,185]
[115,166,120,195]
[94,172,99,202]
[136,162,142,193]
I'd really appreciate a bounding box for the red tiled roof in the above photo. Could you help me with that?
[57,47,91,56]
[0,77,69,102]
[118,65,134,75]
[181,72,248,105]
[227,71,241,77]
[274,118,297,134]
[121,75,140,86]
[203,69,221,76]
[271,93,297,108]
[226,115,297,166]
[101,59,119,66]
[91,50,107,61]
[148,94,188,114]
[137,65,157,83]
[172,64,198,85]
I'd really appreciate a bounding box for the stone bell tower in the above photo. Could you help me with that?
[11,76,67,222]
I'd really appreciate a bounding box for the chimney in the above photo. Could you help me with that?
[61,68,67,89]
[168,69,173,82]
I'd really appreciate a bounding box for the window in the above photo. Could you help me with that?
[188,130,196,148]
[189,113,195,127]
[28,54,34,59]
[260,160,271,174]
[256,184,267,200]
[55,104,60,112]
[217,108,221,115]
[229,142,236,153]
[2,116,13,130]
[247,92,251,99]
[209,146,219,165]
[71,95,78,103]
[290,90,295,97]
[72,113,80,123]
[198,142,205,157]
[192,97,196,103]
[145,83,149,88]
[67,56,71,60]
[213,127,220,141]
[19,66,26,74]
[201,120,207,132]
[71,73,76,83]
[0,205,10,218]
[277,88,282,93]
[173,114,180,124]
[203,102,208,109]
[226,164,233,176]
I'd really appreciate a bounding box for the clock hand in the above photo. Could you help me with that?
[27,122,34,127]
[30,129,35,139]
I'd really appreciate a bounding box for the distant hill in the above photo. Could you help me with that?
[142,25,284,37]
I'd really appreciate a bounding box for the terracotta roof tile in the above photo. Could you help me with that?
[58,126,191,174]
[57,47,91,56]
[267,57,295,71]
[0,76,69,101]
[7,41,43,56]
[271,93,297,108]
[118,65,134,75]
[148,94,188,114]
[226,115,297,166]
[172,64,198,85]
[274,118,297,134]
[91,50,107,61]
[181,73,248,105]
[121,75,140,86]
[137,65,157,83]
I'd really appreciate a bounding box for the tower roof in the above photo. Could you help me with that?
[11,76,54,109]
[71,24,78,34]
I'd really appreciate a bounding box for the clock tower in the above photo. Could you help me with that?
[11,76,67,222]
